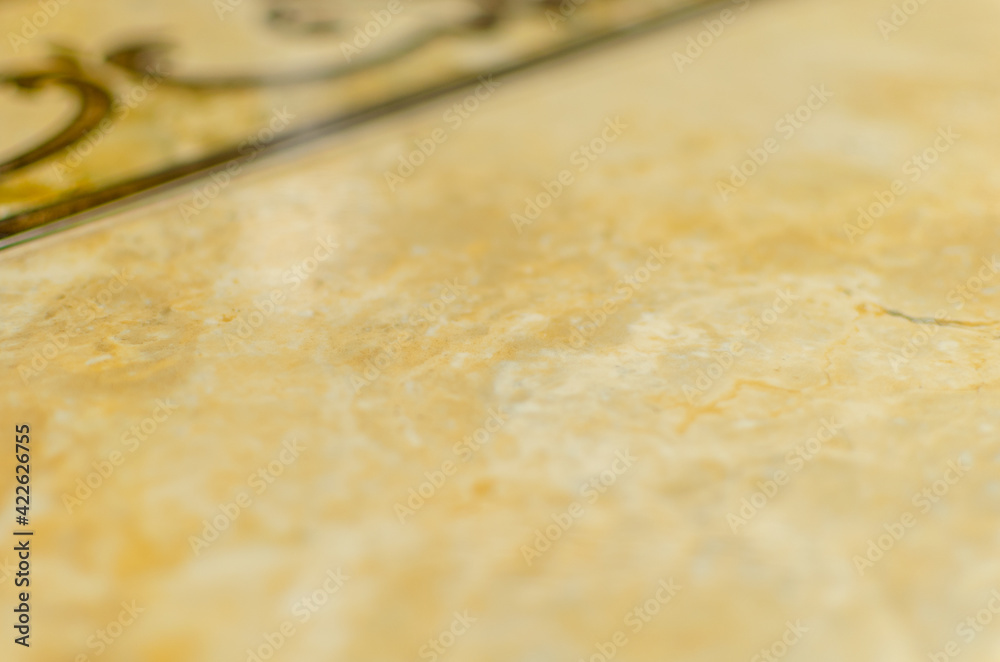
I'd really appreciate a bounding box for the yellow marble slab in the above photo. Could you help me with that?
[3,0,1000,660]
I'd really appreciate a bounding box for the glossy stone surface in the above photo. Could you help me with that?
[3,0,1000,660]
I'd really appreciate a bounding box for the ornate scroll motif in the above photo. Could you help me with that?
[0,56,112,176]
[0,0,720,249]
[103,0,559,88]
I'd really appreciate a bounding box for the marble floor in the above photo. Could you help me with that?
[2,0,1000,660]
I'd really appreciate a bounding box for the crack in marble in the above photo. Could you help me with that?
[860,303,1000,330]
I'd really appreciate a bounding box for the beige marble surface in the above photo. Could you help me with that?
[3,0,1000,660]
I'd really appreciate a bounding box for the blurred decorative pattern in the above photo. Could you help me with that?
[0,0,706,246]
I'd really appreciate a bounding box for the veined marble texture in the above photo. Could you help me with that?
[3,0,1000,660]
